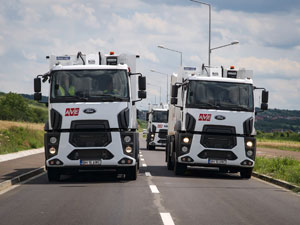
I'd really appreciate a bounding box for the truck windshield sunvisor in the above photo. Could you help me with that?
[50,69,129,102]
[186,81,254,112]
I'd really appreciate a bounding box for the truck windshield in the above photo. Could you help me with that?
[186,80,254,111]
[50,69,129,102]
[152,111,168,123]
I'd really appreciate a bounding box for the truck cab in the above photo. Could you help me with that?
[146,104,169,150]
[34,51,146,181]
[166,66,268,178]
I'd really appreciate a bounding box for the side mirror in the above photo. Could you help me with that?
[34,78,41,93]
[262,90,269,103]
[171,85,178,98]
[146,112,149,121]
[138,76,146,91]
[171,97,178,105]
[34,92,42,101]
[138,90,146,99]
[261,103,268,110]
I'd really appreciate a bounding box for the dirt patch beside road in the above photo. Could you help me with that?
[257,147,300,161]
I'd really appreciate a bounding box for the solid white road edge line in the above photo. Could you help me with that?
[160,213,175,225]
[149,185,160,193]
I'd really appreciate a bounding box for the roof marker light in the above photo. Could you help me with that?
[230,66,235,69]
[110,51,114,55]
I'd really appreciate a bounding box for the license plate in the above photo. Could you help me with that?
[80,160,101,166]
[208,159,227,165]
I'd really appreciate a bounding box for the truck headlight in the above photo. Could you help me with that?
[125,146,133,154]
[49,147,57,155]
[49,137,57,144]
[151,134,155,138]
[183,137,190,144]
[124,136,132,143]
[246,141,253,148]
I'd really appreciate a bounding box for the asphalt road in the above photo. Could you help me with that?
[0,136,300,225]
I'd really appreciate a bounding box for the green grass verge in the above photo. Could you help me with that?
[254,156,300,188]
[0,126,44,155]
[137,119,147,132]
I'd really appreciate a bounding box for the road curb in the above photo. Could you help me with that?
[0,167,45,192]
[253,171,300,193]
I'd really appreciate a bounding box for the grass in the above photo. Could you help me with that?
[0,120,44,131]
[254,156,300,189]
[0,120,44,155]
[257,139,300,152]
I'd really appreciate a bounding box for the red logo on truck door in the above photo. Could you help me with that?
[198,114,211,121]
[65,108,79,116]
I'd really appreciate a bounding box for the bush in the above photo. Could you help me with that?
[0,126,44,154]
[0,92,47,123]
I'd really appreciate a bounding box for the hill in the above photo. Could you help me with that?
[255,108,300,132]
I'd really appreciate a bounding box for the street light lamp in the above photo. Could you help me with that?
[210,41,239,52]
[150,69,169,104]
[157,45,182,67]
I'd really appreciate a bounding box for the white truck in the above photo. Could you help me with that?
[33,51,146,181]
[146,104,169,150]
[166,66,268,178]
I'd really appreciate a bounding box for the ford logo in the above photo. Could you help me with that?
[83,108,96,114]
[215,115,225,120]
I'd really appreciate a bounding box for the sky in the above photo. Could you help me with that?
[0,0,300,110]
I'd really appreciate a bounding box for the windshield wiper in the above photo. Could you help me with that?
[57,96,89,101]
[196,102,219,108]
[218,103,250,111]
[96,94,127,101]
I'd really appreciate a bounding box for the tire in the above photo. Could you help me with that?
[47,168,61,182]
[125,165,137,180]
[167,156,174,170]
[149,145,155,150]
[240,168,253,179]
[146,141,150,150]
[175,161,186,176]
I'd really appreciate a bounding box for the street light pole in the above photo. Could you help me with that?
[190,0,211,67]
[150,69,169,104]
[157,45,182,67]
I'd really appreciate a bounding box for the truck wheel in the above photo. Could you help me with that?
[47,168,61,182]
[240,168,253,179]
[149,145,155,150]
[125,165,137,180]
[146,141,150,150]
[167,156,174,170]
[175,161,186,176]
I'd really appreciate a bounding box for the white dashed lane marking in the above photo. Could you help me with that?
[160,213,175,225]
[142,163,147,167]
[145,172,151,177]
[149,185,160,193]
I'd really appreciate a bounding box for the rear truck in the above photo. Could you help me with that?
[166,66,269,178]
[146,104,169,150]
[33,51,147,181]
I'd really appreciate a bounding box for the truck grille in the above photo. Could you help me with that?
[198,150,237,160]
[67,149,114,160]
[158,129,168,138]
[69,120,111,147]
[200,125,236,149]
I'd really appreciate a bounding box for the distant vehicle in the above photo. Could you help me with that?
[33,51,146,181]
[146,104,169,150]
[166,66,269,178]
